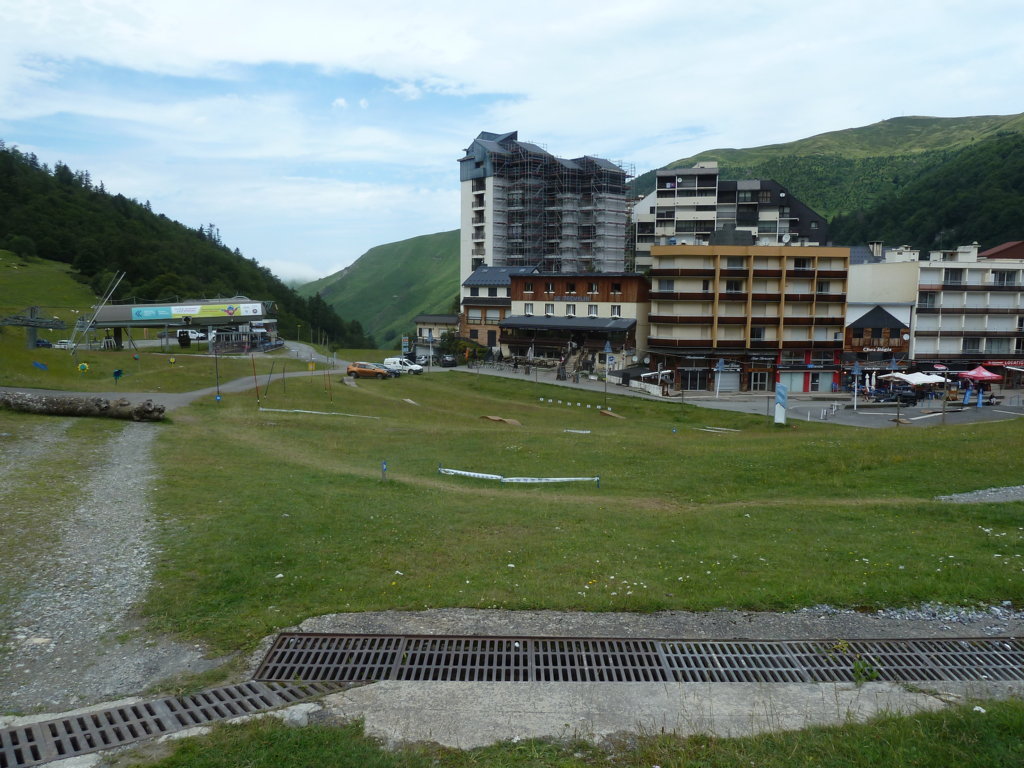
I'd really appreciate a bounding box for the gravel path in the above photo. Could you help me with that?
[0,419,220,715]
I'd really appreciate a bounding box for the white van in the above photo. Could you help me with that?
[383,357,424,374]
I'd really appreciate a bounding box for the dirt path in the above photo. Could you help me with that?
[0,419,221,714]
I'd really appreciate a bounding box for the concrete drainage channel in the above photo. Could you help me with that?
[0,681,340,768]
[256,633,1024,684]
[3,633,1023,766]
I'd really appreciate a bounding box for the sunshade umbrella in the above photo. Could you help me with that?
[958,366,1003,382]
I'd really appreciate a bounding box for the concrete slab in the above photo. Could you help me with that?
[321,681,948,749]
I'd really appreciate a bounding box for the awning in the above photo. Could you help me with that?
[500,315,635,332]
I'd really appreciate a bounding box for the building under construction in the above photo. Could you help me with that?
[459,131,630,287]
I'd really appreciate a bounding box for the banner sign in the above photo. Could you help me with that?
[132,303,262,321]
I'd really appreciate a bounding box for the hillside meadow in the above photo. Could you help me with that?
[119,370,1024,652]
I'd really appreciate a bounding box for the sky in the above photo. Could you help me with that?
[2,1,1022,284]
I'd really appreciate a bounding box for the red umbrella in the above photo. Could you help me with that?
[958,365,1003,381]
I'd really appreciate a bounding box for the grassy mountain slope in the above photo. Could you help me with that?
[300,229,458,348]
[632,113,1024,218]
[829,131,1024,249]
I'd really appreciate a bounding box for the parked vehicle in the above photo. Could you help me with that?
[383,357,424,374]
[378,360,404,377]
[440,354,457,367]
[34,338,53,348]
[347,361,393,379]
[52,339,70,349]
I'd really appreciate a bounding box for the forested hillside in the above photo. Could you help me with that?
[0,140,374,347]
[829,132,1024,249]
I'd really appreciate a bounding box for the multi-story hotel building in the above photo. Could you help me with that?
[647,244,849,392]
[633,162,829,271]
[458,131,629,288]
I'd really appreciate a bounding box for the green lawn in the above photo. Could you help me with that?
[121,700,1024,768]
[132,372,1024,651]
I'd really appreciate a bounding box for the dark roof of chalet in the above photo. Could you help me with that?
[500,315,636,332]
[461,297,510,307]
[413,314,458,324]
[463,265,537,287]
[848,245,877,264]
[848,305,906,330]
[980,241,1024,258]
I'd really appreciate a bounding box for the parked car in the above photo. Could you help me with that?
[440,354,457,367]
[34,338,53,348]
[416,355,429,365]
[52,339,70,349]
[347,361,393,379]
[875,386,917,405]
[378,360,404,377]
[383,357,424,374]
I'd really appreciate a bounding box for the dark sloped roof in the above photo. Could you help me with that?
[848,305,905,330]
[463,265,537,286]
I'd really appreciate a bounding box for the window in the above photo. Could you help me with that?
[725,280,743,293]
[702,279,711,292]
[565,304,576,316]
[987,338,1011,353]
[750,327,765,341]
[861,328,874,339]
[471,257,484,270]
[524,281,534,293]
[469,329,478,340]
[919,291,936,308]
[810,221,819,230]
[759,189,772,203]
[486,309,500,323]
[749,371,770,391]
[544,303,555,315]
[469,287,479,297]
[994,270,1017,286]
[657,279,675,291]
[524,303,534,315]
[794,258,811,270]
[566,282,576,294]
[611,282,622,294]
[726,256,744,269]
[468,309,482,324]
[545,282,555,293]
[588,304,598,316]
[944,268,964,286]
[610,304,622,317]
[588,282,598,293]
[811,352,833,365]
[962,338,981,353]
[738,191,754,202]
[816,280,830,294]
[487,287,498,297]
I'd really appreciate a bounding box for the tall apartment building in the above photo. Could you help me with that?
[647,244,849,392]
[633,162,828,270]
[459,131,630,289]
[851,242,1024,379]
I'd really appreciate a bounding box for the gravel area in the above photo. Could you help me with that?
[0,419,221,716]
[937,485,1024,503]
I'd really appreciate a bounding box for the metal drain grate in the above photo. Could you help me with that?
[0,681,339,768]
[255,633,1024,686]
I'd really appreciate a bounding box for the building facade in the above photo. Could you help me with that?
[459,131,629,287]
[500,272,649,370]
[647,244,849,392]
[633,162,829,271]
[459,265,535,352]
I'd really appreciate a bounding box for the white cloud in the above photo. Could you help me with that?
[1,0,1022,281]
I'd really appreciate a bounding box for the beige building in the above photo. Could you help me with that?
[647,244,849,392]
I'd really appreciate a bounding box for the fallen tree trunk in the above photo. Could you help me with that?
[0,392,166,421]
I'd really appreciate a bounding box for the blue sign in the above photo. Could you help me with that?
[852,361,863,377]
[131,306,173,320]
[715,358,725,372]
[775,383,789,408]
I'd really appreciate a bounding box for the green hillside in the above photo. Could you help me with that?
[0,141,374,348]
[300,229,458,349]
[829,131,1024,249]
[632,113,1024,218]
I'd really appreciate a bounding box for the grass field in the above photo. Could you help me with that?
[119,699,1024,768]
[129,370,1024,651]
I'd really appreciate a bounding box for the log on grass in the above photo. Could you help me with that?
[0,392,166,421]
